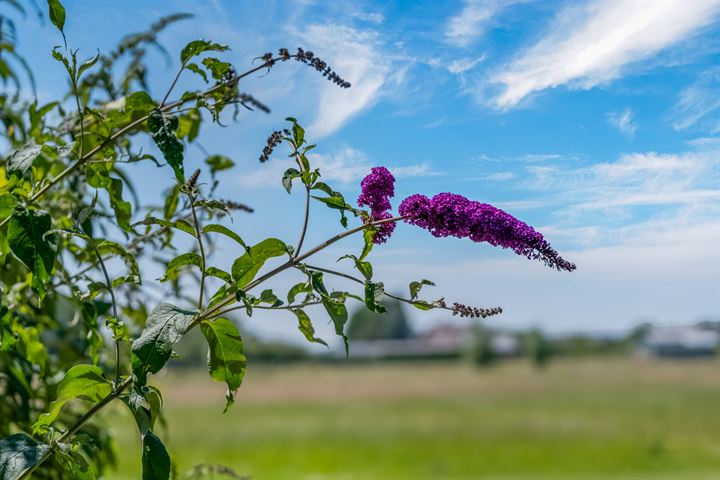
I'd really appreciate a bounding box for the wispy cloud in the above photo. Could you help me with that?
[672,67,720,133]
[445,0,519,47]
[447,56,485,75]
[491,0,720,109]
[607,107,637,137]
[236,147,438,188]
[296,24,392,138]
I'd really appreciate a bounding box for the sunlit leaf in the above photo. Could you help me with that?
[292,308,327,347]
[200,317,246,412]
[180,40,229,64]
[231,238,287,288]
[159,252,202,281]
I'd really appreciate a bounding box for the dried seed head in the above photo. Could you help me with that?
[260,130,283,162]
[186,169,201,191]
[451,303,503,319]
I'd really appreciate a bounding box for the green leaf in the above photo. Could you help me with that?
[231,238,287,288]
[77,53,99,78]
[205,155,234,174]
[200,318,246,412]
[359,228,375,261]
[95,240,140,278]
[8,208,57,299]
[141,431,171,480]
[338,254,373,281]
[133,217,195,237]
[409,279,435,300]
[202,224,247,249]
[258,289,282,307]
[201,57,231,80]
[322,297,349,355]
[6,144,42,175]
[0,433,50,480]
[287,281,311,304]
[126,92,157,116]
[185,63,208,83]
[292,309,327,347]
[163,186,180,220]
[364,281,386,313]
[180,40,229,64]
[205,267,232,284]
[0,195,17,219]
[131,303,196,385]
[47,0,66,47]
[147,109,184,182]
[33,364,112,431]
[285,117,305,146]
[159,252,202,281]
[282,168,300,193]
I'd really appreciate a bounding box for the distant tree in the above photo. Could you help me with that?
[465,322,496,367]
[524,328,552,368]
[347,297,411,340]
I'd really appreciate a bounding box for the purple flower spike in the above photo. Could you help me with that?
[358,167,397,244]
[398,192,576,272]
[358,166,395,212]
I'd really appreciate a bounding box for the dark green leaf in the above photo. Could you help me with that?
[159,252,202,281]
[8,208,57,298]
[33,364,112,431]
[133,217,195,237]
[200,318,246,412]
[141,431,170,480]
[131,303,196,385]
[231,238,287,288]
[0,433,50,480]
[6,144,42,175]
[47,0,66,47]
[287,281,311,304]
[180,40,229,64]
[322,297,349,355]
[292,308,327,347]
[285,117,305,146]
[282,168,300,193]
[147,109,184,182]
[201,57,231,80]
[364,281,386,313]
[185,63,208,83]
[205,155,234,174]
[409,279,435,300]
[338,254,373,281]
[202,224,246,249]
[258,289,282,307]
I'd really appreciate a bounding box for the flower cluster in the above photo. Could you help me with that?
[259,129,288,162]
[358,167,396,244]
[261,48,351,88]
[399,192,576,271]
[451,303,503,319]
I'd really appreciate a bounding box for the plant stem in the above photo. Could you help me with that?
[207,301,323,318]
[190,199,207,309]
[194,215,408,325]
[92,245,122,386]
[293,186,310,260]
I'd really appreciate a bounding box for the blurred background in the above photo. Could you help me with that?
[5,0,720,478]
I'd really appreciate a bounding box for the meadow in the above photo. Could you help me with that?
[104,358,720,479]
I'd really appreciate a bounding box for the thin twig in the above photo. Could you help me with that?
[190,198,207,309]
[92,245,122,386]
[207,301,323,319]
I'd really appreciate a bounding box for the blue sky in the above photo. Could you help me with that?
[14,0,720,344]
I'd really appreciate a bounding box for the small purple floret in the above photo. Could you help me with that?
[399,192,576,271]
[358,167,397,244]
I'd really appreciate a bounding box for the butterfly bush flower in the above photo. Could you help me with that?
[399,192,576,272]
[358,167,396,244]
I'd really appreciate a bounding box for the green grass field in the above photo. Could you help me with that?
[104,358,720,479]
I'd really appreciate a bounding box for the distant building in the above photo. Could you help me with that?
[331,324,519,360]
[638,325,719,358]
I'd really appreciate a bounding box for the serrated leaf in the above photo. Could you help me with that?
[33,364,111,431]
[147,109,184,182]
[231,238,287,288]
[200,318,246,412]
[202,224,246,249]
[159,252,202,281]
[292,308,327,347]
[141,431,170,480]
[8,208,57,299]
[180,40,229,64]
[6,144,42,175]
[0,433,50,480]
[364,281,386,313]
[131,303,196,385]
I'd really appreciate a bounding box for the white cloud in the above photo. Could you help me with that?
[296,24,391,138]
[607,107,637,137]
[491,0,720,109]
[236,147,438,188]
[473,171,515,181]
[672,67,720,133]
[447,56,485,75]
[445,1,519,47]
